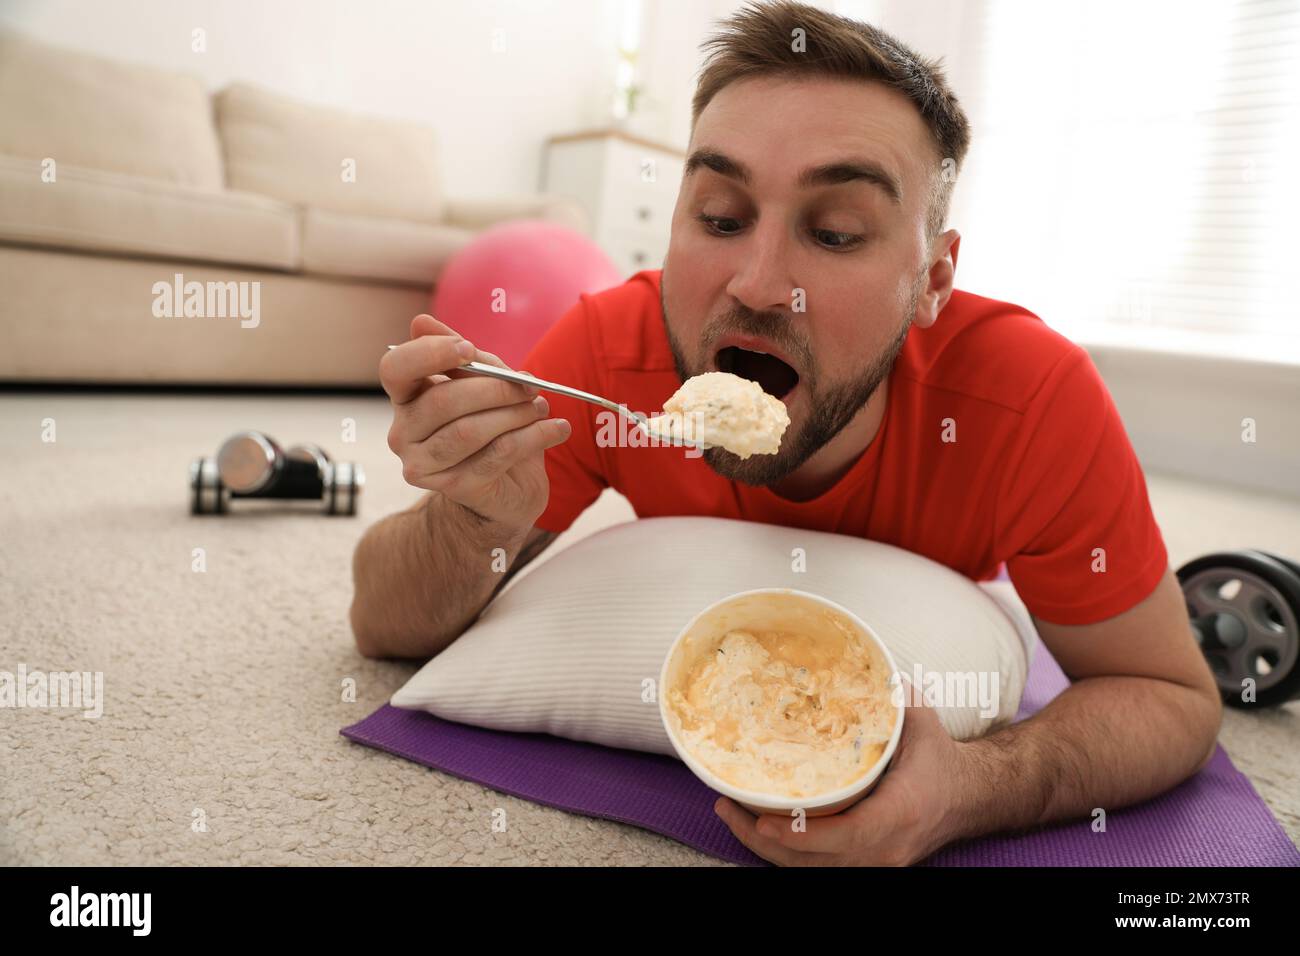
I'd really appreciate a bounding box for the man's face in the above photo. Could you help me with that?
[662,75,940,486]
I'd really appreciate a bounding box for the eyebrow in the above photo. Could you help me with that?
[684,148,903,205]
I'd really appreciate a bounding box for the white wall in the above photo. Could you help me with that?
[626,0,980,151]
[628,0,736,149]
[0,0,626,199]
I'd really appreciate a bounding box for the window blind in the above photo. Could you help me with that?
[945,0,1300,363]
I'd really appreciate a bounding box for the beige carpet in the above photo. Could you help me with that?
[1,390,1297,865]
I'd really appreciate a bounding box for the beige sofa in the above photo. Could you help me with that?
[0,30,587,386]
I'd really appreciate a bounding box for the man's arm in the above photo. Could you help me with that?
[948,567,1223,840]
[350,494,556,659]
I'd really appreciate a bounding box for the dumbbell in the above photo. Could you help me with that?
[1177,549,1300,707]
[190,430,363,516]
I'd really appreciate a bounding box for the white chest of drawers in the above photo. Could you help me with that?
[542,128,685,277]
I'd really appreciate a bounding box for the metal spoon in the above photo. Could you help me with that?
[386,346,705,449]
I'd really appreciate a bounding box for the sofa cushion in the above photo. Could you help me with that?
[0,155,298,271]
[0,244,426,385]
[0,30,223,190]
[216,83,445,224]
[300,207,472,284]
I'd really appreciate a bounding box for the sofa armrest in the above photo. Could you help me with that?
[442,194,589,235]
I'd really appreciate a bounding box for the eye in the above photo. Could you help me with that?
[811,228,865,251]
[696,214,865,251]
[696,213,744,236]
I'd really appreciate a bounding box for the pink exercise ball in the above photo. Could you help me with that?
[431,220,623,369]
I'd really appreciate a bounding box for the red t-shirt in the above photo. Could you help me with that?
[522,269,1168,626]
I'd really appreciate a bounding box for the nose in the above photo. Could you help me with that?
[723,217,797,315]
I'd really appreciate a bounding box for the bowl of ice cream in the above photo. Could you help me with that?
[659,588,904,816]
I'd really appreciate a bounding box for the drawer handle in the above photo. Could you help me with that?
[633,250,647,264]
[636,206,651,221]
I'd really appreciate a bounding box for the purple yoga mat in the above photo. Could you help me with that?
[342,643,1300,866]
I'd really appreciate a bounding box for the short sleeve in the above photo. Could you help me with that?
[998,347,1168,625]
[520,297,609,534]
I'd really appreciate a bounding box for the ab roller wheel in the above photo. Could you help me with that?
[1177,549,1300,708]
[190,430,364,516]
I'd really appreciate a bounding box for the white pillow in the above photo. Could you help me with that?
[391,516,1036,755]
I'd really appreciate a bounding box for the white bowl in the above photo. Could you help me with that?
[659,588,904,817]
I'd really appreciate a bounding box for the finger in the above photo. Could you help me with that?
[421,396,553,473]
[898,696,943,740]
[382,335,477,405]
[471,347,508,369]
[442,360,540,399]
[407,314,469,383]
[889,675,949,747]
[895,672,933,710]
[420,416,571,493]
[436,335,537,389]
[409,313,460,340]
[748,801,857,858]
[787,791,895,856]
[712,797,821,866]
[403,312,509,370]
[392,374,542,448]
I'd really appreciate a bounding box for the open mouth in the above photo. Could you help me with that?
[716,346,800,400]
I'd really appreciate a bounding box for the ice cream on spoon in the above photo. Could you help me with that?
[642,371,790,458]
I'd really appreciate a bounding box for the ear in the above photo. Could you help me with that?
[912,229,961,330]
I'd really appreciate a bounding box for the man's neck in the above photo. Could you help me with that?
[767,373,890,503]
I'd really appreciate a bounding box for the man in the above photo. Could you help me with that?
[352,0,1221,865]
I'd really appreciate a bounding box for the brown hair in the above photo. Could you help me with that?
[691,0,972,241]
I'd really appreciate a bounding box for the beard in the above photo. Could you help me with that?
[660,275,919,487]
